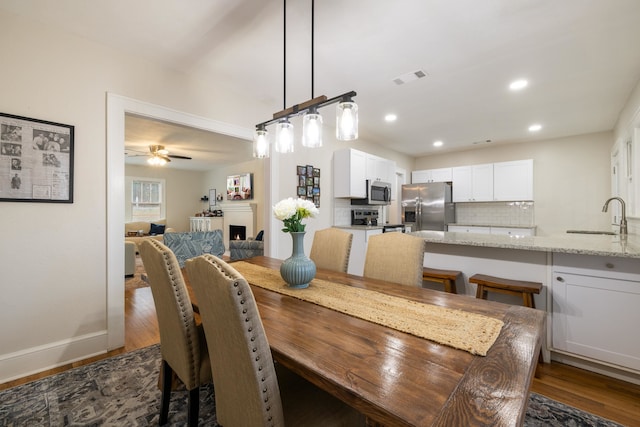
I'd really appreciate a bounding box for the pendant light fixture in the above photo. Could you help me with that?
[252,0,358,158]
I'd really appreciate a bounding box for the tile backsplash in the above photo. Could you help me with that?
[334,198,354,226]
[455,201,535,226]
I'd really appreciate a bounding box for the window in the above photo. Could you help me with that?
[131,179,164,221]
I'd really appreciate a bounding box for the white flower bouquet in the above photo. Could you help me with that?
[273,197,319,233]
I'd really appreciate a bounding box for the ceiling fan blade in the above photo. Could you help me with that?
[167,154,192,160]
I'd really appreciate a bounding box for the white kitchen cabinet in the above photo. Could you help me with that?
[447,225,491,234]
[490,226,535,236]
[366,153,395,184]
[452,164,493,202]
[333,148,367,198]
[334,148,396,198]
[552,253,640,372]
[412,168,452,184]
[342,227,383,275]
[493,159,533,201]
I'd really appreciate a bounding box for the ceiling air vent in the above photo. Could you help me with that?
[393,69,428,85]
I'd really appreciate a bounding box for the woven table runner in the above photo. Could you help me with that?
[233,261,504,356]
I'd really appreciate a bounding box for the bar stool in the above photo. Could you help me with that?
[422,267,462,294]
[470,274,542,308]
[470,273,544,376]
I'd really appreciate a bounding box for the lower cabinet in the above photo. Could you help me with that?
[552,253,640,372]
[341,228,383,276]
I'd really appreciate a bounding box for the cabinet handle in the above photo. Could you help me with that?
[556,276,564,282]
[605,263,614,269]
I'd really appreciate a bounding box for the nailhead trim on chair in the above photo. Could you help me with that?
[149,239,199,386]
[208,254,275,425]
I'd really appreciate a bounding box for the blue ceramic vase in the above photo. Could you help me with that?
[280,231,316,289]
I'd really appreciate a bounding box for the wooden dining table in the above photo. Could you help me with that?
[188,256,545,426]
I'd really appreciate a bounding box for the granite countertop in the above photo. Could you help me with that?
[410,230,640,259]
[449,223,537,229]
[334,225,384,231]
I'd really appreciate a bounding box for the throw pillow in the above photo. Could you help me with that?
[255,230,264,241]
[149,223,166,235]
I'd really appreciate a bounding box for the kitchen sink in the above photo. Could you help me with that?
[566,230,616,235]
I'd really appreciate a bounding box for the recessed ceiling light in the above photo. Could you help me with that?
[528,124,542,132]
[433,140,443,147]
[509,79,528,91]
[384,114,397,122]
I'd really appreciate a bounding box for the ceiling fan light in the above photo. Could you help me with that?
[336,100,358,141]
[302,110,323,148]
[253,127,270,158]
[147,155,166,166]
[275,119,294,153]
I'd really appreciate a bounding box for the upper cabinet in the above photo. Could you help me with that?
[334,148,396,198]
[366,153,395,184]
[493,159,533,201]
[334,148,367,198]
[451,159,533,202]
[452,163,494,202]
[412,167,452,183]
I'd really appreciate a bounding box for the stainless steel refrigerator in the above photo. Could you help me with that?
[401,182,455,231]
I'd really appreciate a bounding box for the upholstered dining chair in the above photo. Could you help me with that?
[309,227,354,273]
[185,254,366,427]
[137,239,212,427]
[363,232,426,287]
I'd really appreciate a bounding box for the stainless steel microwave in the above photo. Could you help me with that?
[351,180,392,205]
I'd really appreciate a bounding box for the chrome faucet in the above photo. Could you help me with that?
[602,197,627,236]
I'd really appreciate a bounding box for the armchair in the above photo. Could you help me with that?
[229,230,264,260]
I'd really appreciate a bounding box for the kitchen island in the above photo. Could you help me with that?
[411,230,640,385]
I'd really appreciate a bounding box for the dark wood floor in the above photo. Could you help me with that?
[2,272,640,426]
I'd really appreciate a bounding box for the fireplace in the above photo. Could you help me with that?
[229,225,246,241]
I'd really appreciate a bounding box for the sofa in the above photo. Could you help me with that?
[125,219,175,251]
[124,241,136,277]
[163,230,225,267]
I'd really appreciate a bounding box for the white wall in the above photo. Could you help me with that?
[125,165,206,232]
[0,9,263,382]
[414,131,613,236]
[201,158,265,235]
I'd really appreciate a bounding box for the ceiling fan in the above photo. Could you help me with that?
[126,144,192,165]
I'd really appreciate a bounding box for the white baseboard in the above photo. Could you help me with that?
[0,331,109,384]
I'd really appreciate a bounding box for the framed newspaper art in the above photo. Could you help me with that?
[0,112,74,203]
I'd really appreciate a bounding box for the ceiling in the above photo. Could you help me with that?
[4,0,640,170]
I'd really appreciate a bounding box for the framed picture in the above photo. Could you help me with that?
[226,172,253,200]
[296,164,320,207]
[0,112,74,203]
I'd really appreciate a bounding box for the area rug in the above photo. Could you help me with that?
[0,345,625,426]
[125,255,149,291]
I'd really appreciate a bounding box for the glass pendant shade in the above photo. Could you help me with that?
[275,120,295,153]
[253,128,270,158]
[302,111,323,148]
[336,101,358,141]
